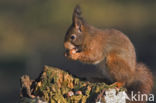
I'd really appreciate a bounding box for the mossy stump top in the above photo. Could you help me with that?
[19,66,125,103]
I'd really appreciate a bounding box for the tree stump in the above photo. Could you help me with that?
[19,65,126,103]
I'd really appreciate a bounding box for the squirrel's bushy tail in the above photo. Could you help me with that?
[127,63,153,103]
[128,63,153,94]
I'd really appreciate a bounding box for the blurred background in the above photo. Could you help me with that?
[0,0,155,103]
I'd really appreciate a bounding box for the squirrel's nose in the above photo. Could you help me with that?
[64,42,75,50]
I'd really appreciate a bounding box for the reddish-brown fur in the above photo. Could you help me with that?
[64,5,153,103]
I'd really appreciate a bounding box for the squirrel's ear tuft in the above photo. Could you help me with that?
[73,5,81,18]
[72,5,84,30]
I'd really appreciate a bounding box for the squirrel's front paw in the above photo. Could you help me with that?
[69,49,80,60]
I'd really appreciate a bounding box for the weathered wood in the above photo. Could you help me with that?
[19,65,126,103]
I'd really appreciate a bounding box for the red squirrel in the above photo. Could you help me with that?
[64,5,153,103]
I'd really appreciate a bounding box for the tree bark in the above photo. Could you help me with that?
[19,65,126,103]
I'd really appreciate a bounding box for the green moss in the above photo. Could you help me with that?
[28,65,124,103]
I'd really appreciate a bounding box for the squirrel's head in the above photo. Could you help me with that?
[64,5,87,55]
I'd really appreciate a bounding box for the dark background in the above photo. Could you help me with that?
[0,0,155,103]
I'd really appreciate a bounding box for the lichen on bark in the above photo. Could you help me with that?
[19,65,125,103]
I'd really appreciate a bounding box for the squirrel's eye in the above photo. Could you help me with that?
[70,34,76,40]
